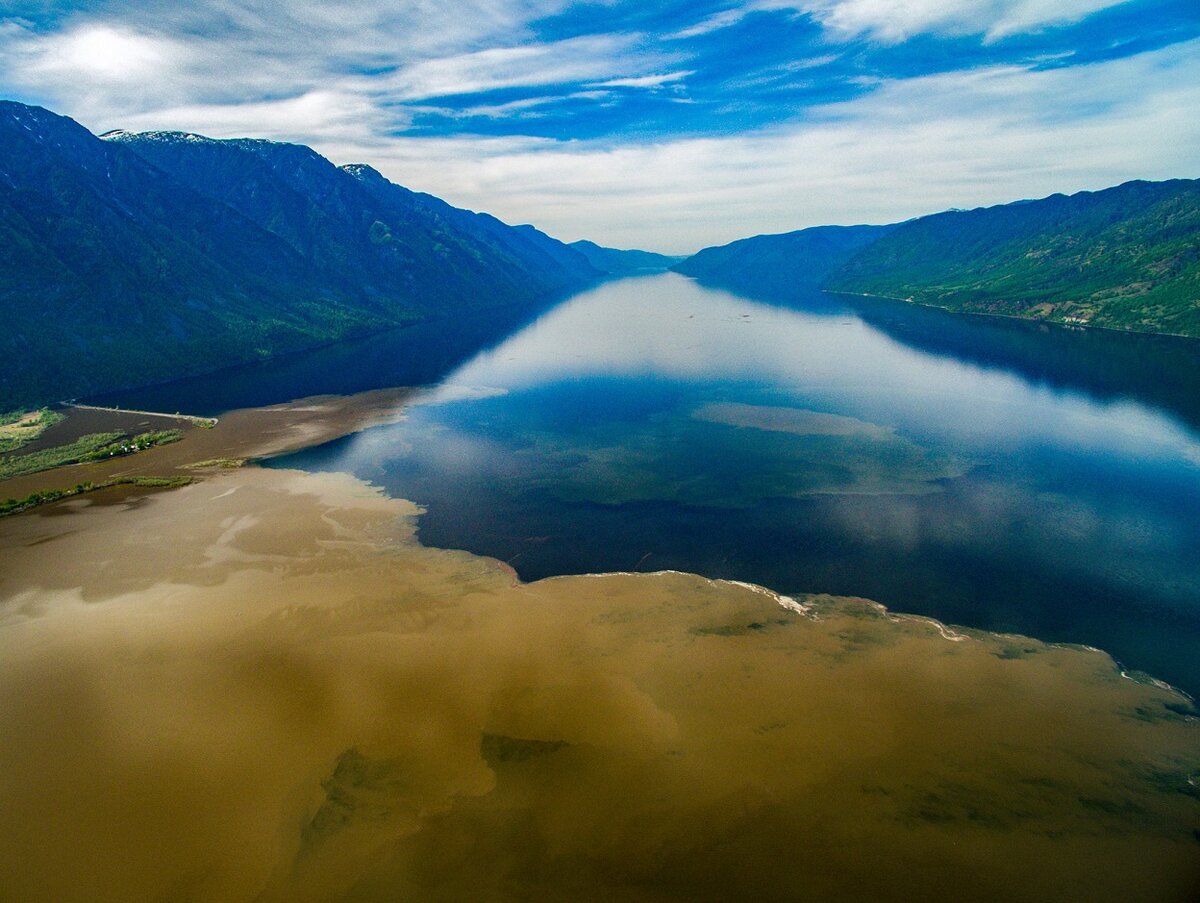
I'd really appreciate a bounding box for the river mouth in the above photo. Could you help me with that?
[1,463,1197,902]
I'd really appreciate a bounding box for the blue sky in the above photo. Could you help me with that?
[2,0,1198,252]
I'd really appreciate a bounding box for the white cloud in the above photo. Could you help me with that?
[661,0,1130,43]
[419,91,612,121]
[101,0,573,60]
[756,0,1134,42]
[593,70,693,88]
[0,8,673,137]
[985,0,1136,39]
[0,22,198,113]
[24,24,179,82]
[113,90,396,143]
[0,2,1191,255]
[668,8,755,40]
[309,40,1200,254]
[0,0,595,122]
[383,35,660,101]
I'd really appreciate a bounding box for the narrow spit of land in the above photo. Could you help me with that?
[0,388,414,514]
[65,402,218,426]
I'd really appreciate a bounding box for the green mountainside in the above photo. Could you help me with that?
[0,102,597,410]
[676,179,1200,338]
[676,177,1200,336]
[828,179,1200,336]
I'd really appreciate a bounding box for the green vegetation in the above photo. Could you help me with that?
[0,432,125,480]
[0,476,192,517]
[0,429,182,480]
[676,179,1200,338]
[77,429,183,462]
[185,457,245,469]
[827,179,1200,337]
[0,408,64,453]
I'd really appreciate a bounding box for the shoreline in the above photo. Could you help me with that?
[64,402,218,427]
[821,289,1200,342]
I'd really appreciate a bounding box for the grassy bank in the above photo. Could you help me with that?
[0,476,192,517]
[0,409,65,454]
[0,429,182,481]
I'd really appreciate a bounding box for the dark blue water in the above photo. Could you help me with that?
[85,301,560,417]
[133,274,1200,696]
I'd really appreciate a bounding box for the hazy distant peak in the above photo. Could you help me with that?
[671,222,897,291]
[569,239,685,274]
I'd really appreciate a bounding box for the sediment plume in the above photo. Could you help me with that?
[0,466,1197,902]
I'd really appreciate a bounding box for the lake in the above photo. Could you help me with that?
[18,271,1198,898]
[116,273,1200,697]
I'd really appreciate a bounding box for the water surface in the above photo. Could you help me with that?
[271,274,1200,695]
[2,467,1196,901]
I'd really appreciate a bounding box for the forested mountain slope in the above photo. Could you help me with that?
[828,179,1200,336]
[0,101,596,410]
[675,180,1200,338]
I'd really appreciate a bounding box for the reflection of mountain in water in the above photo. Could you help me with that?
[88,299,562,416]
[690,272,1200,434]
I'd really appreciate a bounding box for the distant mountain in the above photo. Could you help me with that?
[671,225,897,296]
[826,179,1200,337]
[569,240,684,275]
[0,101,597,410]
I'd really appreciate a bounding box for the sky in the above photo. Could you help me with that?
[1,1,1198,253]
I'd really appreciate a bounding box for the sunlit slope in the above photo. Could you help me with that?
[675,180,1200,337]
[828,179,1200,336]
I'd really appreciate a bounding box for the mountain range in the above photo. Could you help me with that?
[3,98,1197,413]
[676,179,1200,338]
[0,101,598,410]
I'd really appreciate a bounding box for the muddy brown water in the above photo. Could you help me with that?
[0,451,1197,901]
